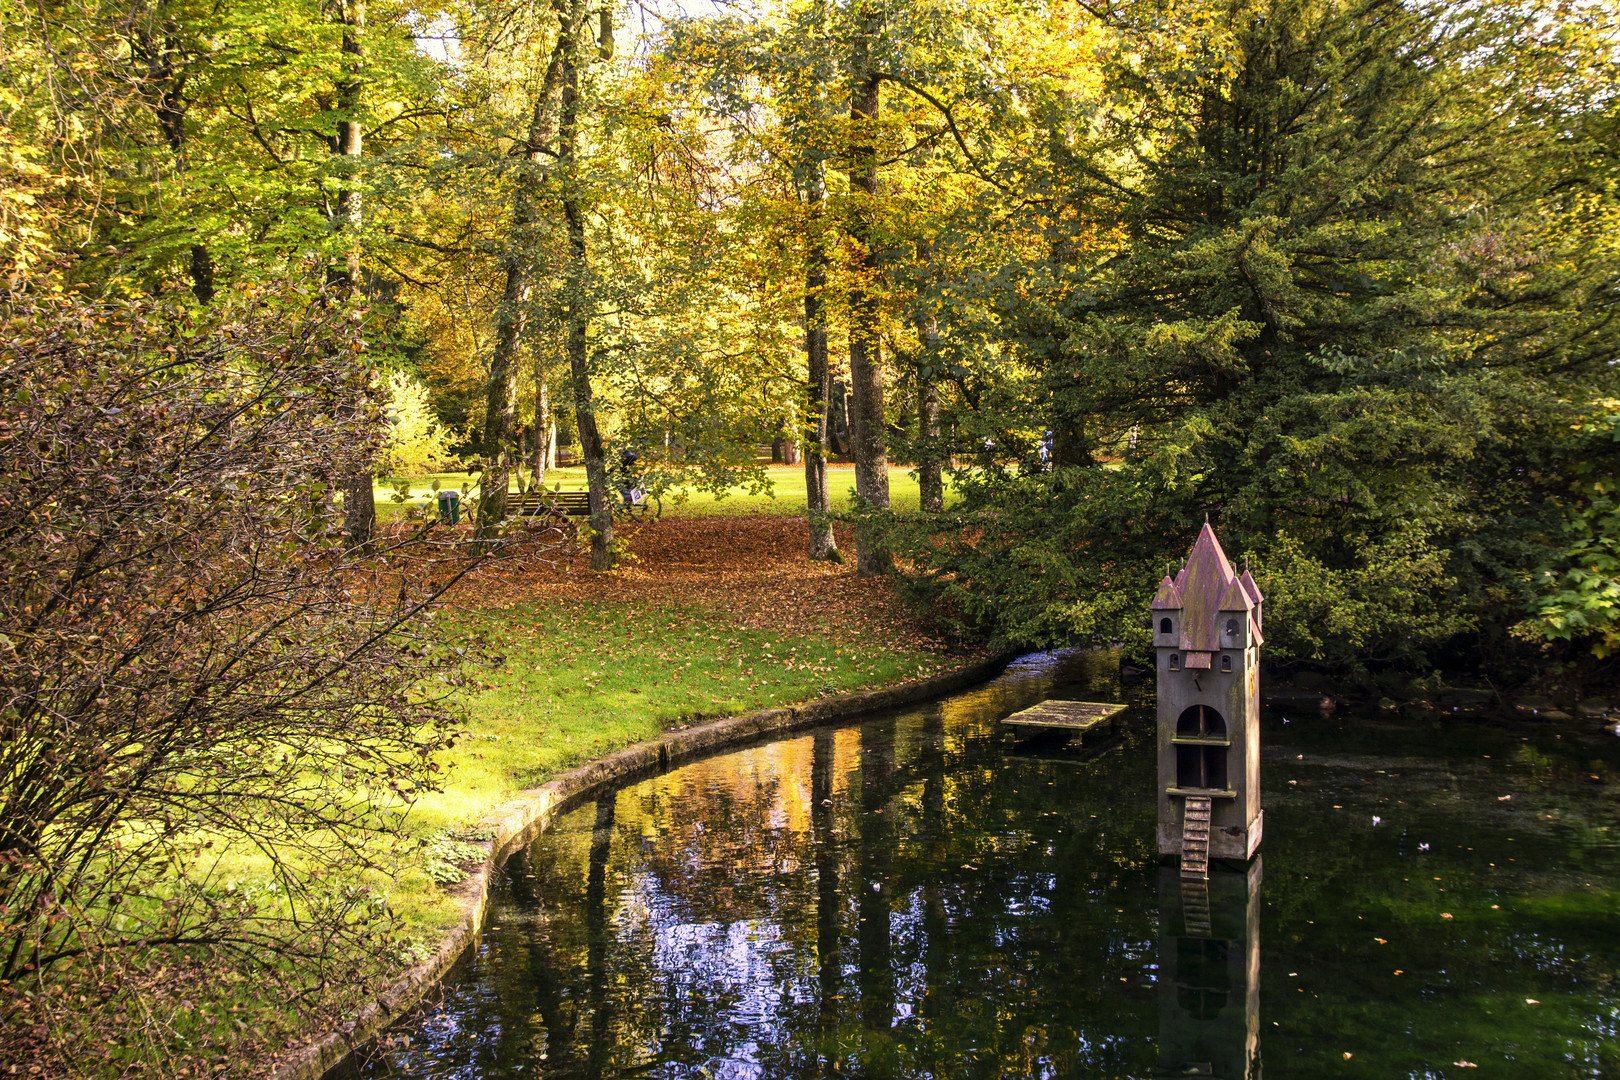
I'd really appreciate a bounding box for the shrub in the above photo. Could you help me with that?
[0,284,502,1075]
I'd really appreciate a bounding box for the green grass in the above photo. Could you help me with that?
[371,464,949,520]
[386,596,957,925]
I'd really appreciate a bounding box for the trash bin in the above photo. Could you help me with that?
[436,489,460,525]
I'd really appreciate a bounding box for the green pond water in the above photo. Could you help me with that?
[350,651,1619,1079]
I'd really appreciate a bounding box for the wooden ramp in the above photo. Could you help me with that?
[1000,700,1126,743]
[1180,795,1213,879]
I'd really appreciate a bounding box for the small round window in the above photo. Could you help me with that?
[1220,654,1232,672]
[1169,654,1181,671]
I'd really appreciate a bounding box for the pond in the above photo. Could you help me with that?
[349,650,1619,1079]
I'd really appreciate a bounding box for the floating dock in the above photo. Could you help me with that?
[1000,700,1127,742]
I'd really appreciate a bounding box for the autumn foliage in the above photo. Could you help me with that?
[0,285,497,1074]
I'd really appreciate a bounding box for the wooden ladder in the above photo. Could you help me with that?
[1180,795,1212,880]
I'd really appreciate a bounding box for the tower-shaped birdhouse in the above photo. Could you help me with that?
[1152,524,1263,873]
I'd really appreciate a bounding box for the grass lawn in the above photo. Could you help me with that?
[379,512,973,938]
[372,462,947,521]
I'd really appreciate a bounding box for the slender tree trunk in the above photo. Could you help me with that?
[914,241,944,513]
[477,44,565,540]
[846,9,891,574]
[333,0,375,552]
[141,32,216,306]
[333,0,363,288]
[917,383,942,511]
[476,263,523,538]
[532,370,552,482]
[803,159,839,561]
[559,0,613,570]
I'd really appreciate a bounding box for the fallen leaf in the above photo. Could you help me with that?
[1525,998,1539,1005]
[1441,912,1453,919]
[1342,1052,1352,1060]
[1374,937,1387,944]
[1454,1062,1477,1068]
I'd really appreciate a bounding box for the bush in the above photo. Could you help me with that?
[377,368,456,476]
[0,284,500,1076]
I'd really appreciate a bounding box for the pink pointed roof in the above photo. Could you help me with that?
[1240,568,1263,605]
[1173,523,1237,651]
[1150,575,1183,610]
[1218,575,1254,612]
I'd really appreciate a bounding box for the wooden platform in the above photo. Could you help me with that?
[1000,700,1127,741]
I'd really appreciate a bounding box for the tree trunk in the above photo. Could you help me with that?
[1049,404,1094,467]
[143,39,216,306]
[917,383,942,511]
[476,262,523,539]
[846,10,891,575]
[828,379,850,455]
[914,243,943,513]
[532,371,553,481]
[803,157,839,561]
[559,0,613,570]
[477,42,565,541]
[333,0,375,552]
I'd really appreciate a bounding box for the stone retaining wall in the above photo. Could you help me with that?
[268,652,1013,1080]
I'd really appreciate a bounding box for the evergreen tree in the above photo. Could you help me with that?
[886,0,1620,675]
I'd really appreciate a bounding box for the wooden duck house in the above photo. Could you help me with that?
[1152,524,1263,875]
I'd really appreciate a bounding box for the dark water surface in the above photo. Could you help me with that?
[353,652,1620,1079]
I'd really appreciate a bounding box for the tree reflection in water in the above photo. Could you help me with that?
[354,649,1620,1080]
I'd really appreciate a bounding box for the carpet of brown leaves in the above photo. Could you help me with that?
[446,515,974,656]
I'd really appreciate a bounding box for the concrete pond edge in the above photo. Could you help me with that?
[268,651,1015,1080]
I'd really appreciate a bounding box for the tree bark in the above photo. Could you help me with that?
[138,27,216,306]
[917,383,943,511]
[476,261,523,538]
[333,0,374,552]
[559,0,613,570]
[914,242,944,513]
[802,156,839,561]
[532,370,555,481]
[477,41,565,541]
[845,9,891,575]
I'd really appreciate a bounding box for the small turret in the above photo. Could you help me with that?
[1154,524,1264,873]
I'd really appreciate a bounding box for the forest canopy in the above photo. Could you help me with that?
[3,0,1616,668]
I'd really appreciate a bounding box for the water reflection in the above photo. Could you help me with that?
[352,651,1620,1080]
[1154,860,1261,1079]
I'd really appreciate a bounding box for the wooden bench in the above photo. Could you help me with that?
[507,487,660,521]
[509,489,593,517]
